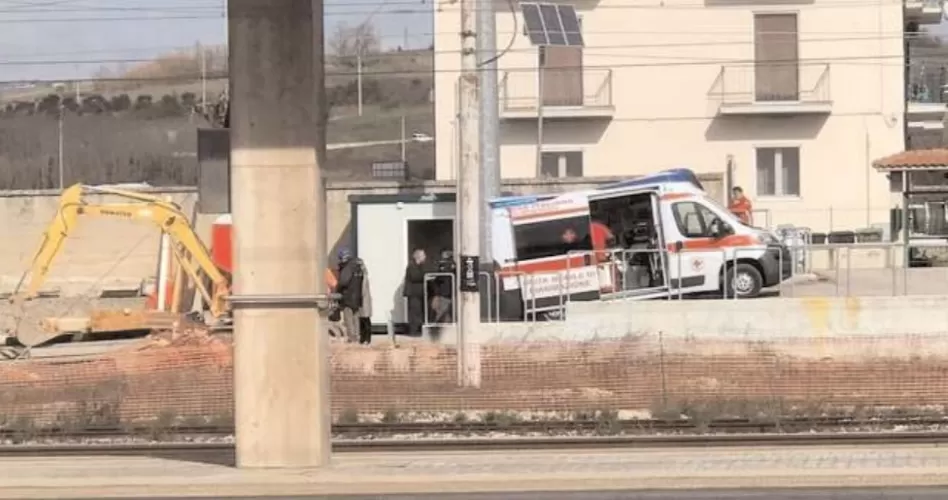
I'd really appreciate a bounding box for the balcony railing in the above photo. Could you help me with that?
[499,67,613,118]
[708,62,831,110]
[907,66,948,104]
[904,0,943,23]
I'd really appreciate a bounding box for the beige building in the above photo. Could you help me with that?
[434,0,942,235]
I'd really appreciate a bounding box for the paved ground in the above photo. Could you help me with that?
[68,489,948,499]
[774,268,948,297]
[5,445,948,498]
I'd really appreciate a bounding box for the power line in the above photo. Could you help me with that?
[0,28,940,59]
[0,0,922,12]
[0,0,926,22]
[0,33,942,66]
[0,53,939,88]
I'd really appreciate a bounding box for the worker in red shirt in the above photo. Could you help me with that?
[728,186,753,226]
[590,220,615,263]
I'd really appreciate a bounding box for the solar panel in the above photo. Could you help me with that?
[557,5,584,46]
[519,2,584,47]
[521,3,549,45]
[539,4,566,45]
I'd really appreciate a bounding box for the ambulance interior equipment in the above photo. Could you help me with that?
[589,191,664,291]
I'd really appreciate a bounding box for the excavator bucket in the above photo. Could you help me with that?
[9,314,63,348]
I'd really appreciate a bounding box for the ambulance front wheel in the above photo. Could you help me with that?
[724,263,763,298]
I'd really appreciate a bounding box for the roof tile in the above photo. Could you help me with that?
[873,149,948,171]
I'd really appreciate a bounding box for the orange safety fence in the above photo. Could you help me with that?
[2,331,948,428]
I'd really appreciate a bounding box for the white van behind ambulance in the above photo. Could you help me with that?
[488,169,792,321]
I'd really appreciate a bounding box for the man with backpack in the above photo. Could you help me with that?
[335,248,365,343]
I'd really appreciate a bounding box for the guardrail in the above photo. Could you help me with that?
[420,241,948,324]
[423,271,499,326]
[499,67,613,113]
[708,62,831,106]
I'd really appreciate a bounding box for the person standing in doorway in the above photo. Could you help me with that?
[357,258,373,345]
[729,186,754,226]
[335,248,365,343]
[430,249,457,324]
[402,249,428,337]
[590,219,616,263]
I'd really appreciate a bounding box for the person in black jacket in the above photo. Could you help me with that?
[335,248,365,343]
[430,249,456,324]
[402,248,428,337]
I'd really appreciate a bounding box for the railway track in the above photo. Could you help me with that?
[0,417,946,461]
[2,415,947,441]
[1,431,948,464]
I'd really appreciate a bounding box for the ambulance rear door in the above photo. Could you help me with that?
[505,193,602,319]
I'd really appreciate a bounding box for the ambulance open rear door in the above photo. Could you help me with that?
[503,194,606,320]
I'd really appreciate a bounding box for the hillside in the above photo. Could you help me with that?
[0,48,434,189]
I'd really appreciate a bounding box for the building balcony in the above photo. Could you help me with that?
[708,62,832,116]
[905,0,943,25]
[499,68,614,120]
[907,67,948,132]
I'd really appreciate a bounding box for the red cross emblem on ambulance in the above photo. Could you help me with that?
[562,228,577,244]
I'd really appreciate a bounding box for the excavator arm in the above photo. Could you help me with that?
[14,183,230,318]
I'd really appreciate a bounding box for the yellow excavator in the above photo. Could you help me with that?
[7,183,232,349]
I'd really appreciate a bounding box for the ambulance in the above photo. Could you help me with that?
[489,169,792,320]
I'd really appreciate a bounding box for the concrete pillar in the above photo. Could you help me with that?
[228,0,330,468]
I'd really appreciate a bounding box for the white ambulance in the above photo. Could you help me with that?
[488,169,792,320]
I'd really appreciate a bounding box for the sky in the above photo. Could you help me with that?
[2,0,948,82]
[0,0,433,82]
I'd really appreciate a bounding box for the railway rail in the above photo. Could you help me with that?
[0,416,946,453]
[1,432,948,465]
[2,415,947,441]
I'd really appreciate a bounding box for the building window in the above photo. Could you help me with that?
[540,151,583,178]
[671,201,721,238]
[756,147,800,197]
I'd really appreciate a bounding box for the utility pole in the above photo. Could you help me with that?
[357,51,364,116]
[73,65,81,102]
[400,115,407,164]
[477,0,499,263]
[228,0,330,468]
[457,0,482,387]
[57,104,64,189]
[199,42,208,114]
[536,50,545,176]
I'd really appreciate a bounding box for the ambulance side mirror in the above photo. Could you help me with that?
[711,220,732,239]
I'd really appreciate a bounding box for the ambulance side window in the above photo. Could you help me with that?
[514,215,593,261]
[672,202,721,238]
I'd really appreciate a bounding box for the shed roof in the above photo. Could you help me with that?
[873,149,948,172]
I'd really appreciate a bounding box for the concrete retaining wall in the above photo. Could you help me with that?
[565,296,948,337]
[421,296,948,363]
[0,187,198,295]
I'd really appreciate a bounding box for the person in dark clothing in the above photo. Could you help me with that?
[430,249,457,324]
[402,248,428,337]
[335,248,365,343]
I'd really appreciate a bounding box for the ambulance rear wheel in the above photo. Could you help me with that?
[724,263,762,298]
